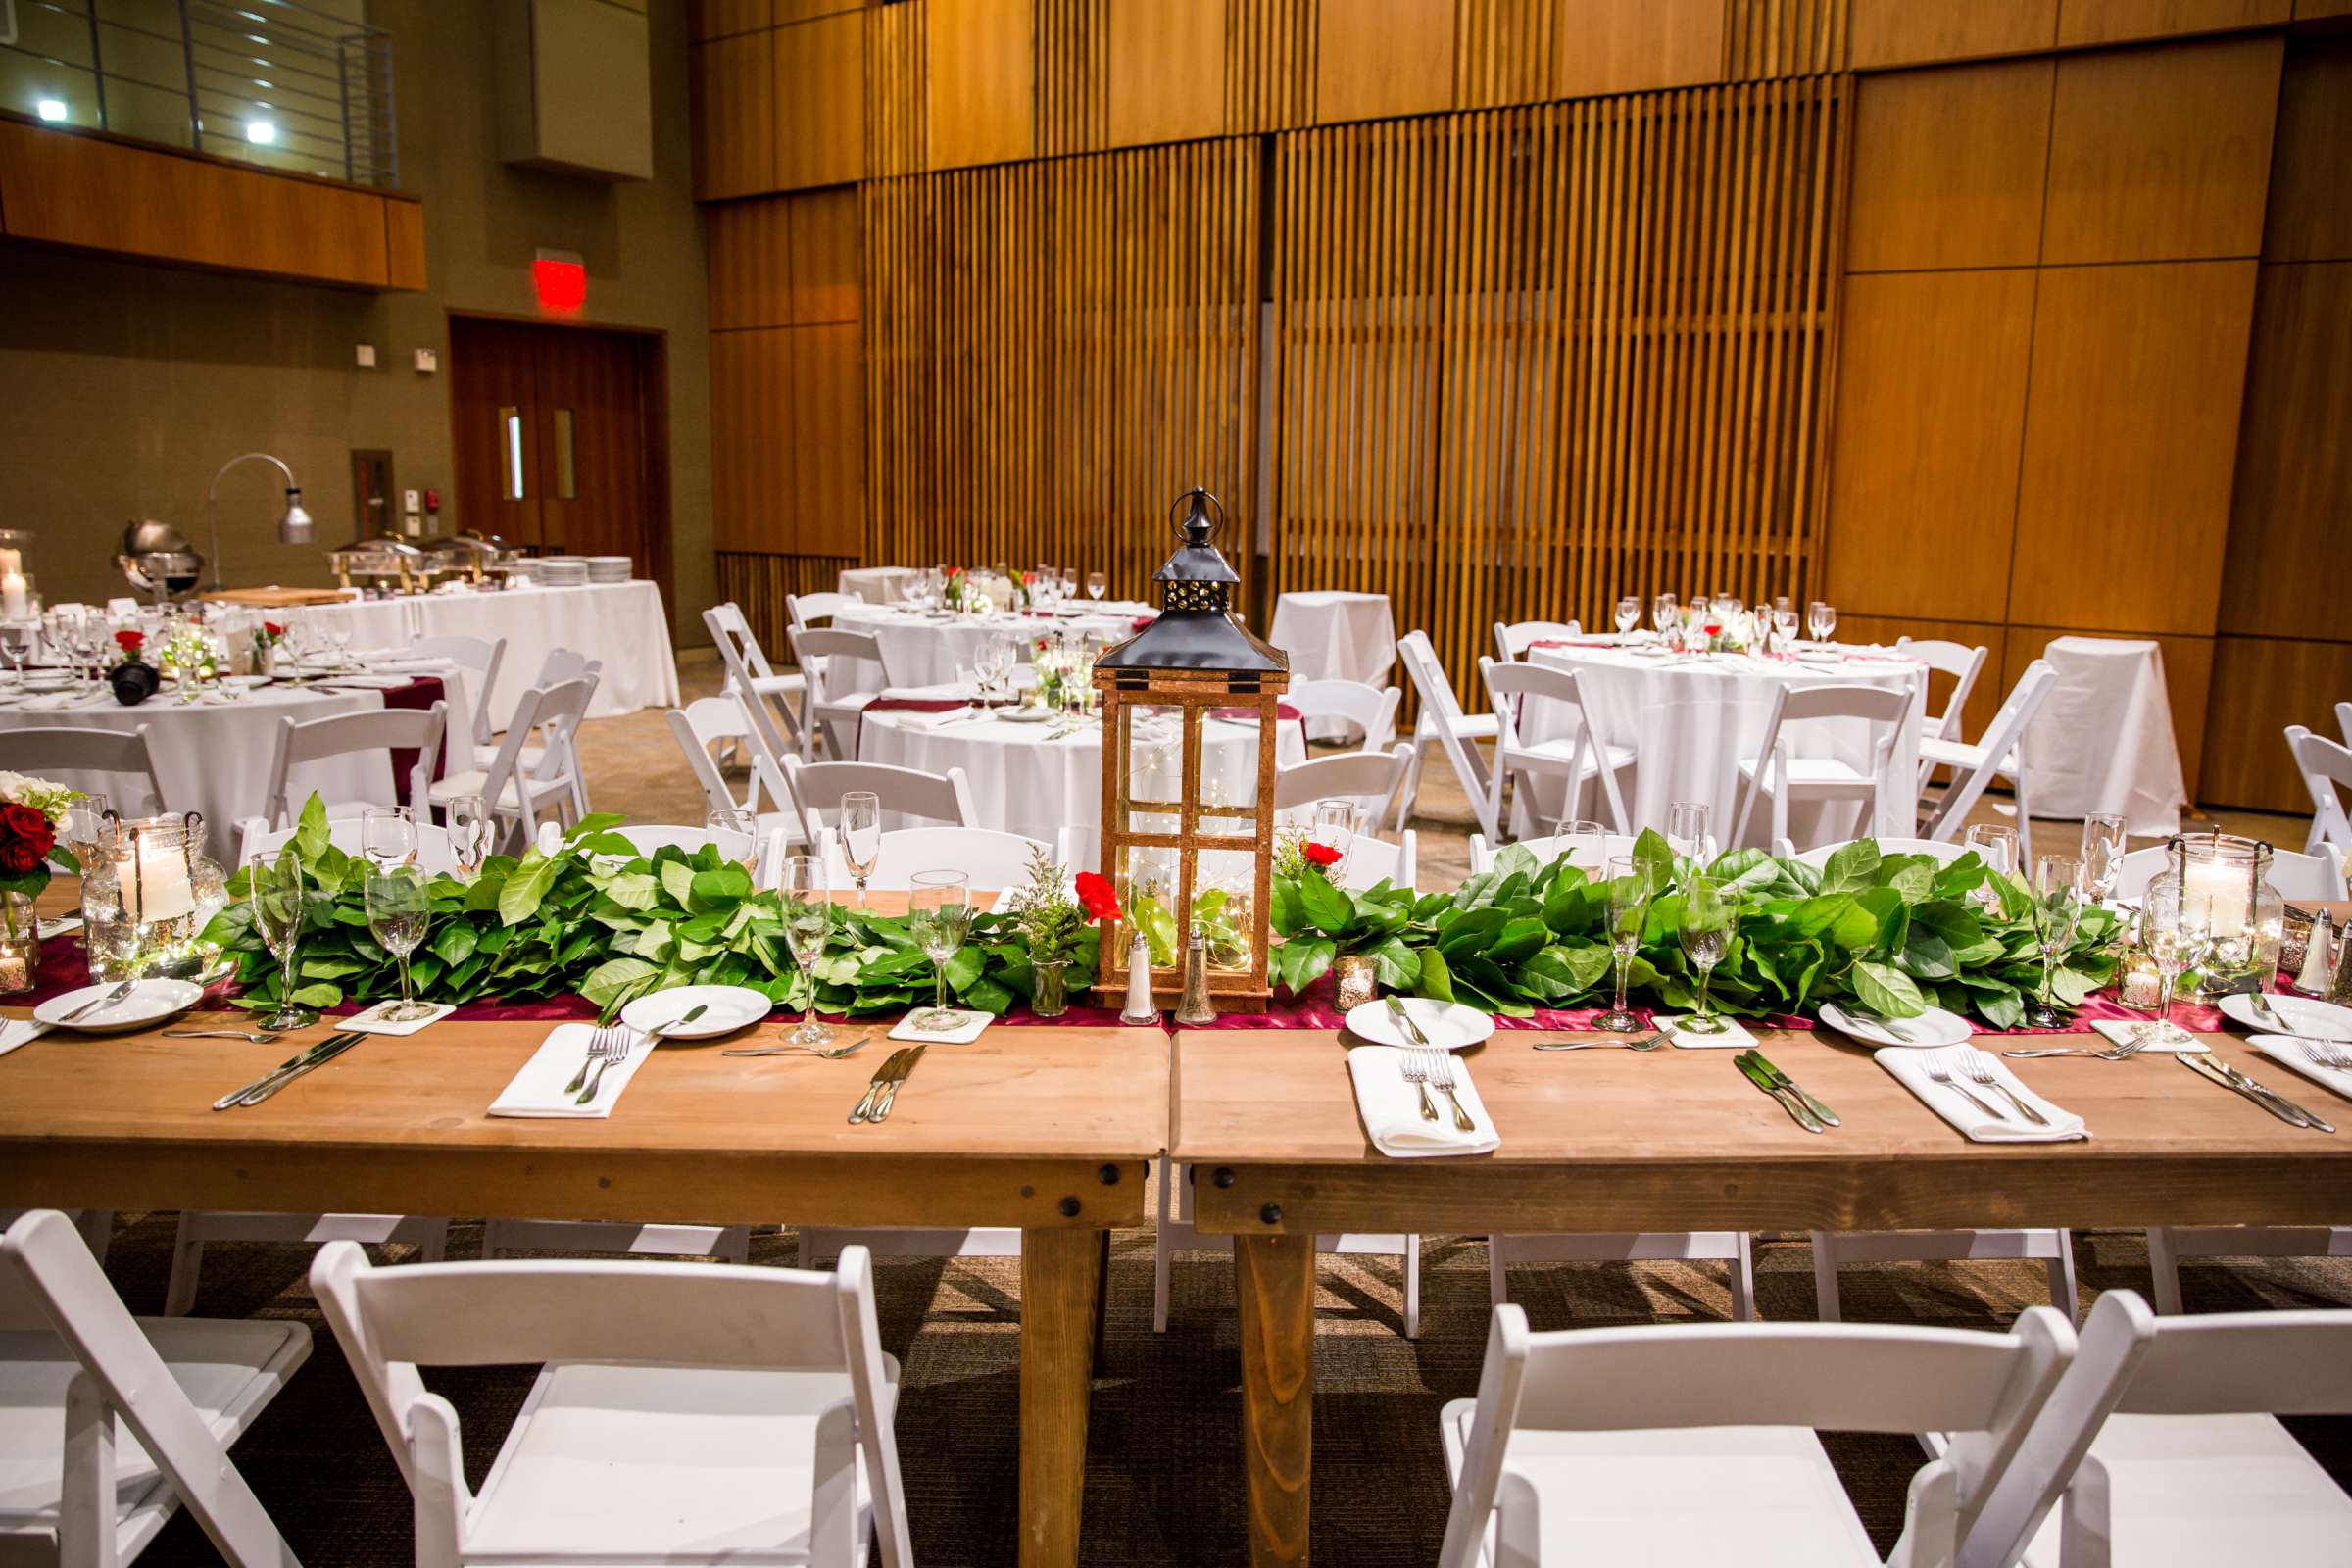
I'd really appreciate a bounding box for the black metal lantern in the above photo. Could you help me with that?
[1092,488,1288,1000]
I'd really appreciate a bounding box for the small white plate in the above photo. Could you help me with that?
[1345,996,1496,1051]
[35,978,204,1033]
[1819,1000,1973,1048]
[620,984,772,1041]
[2221,991,2352,1041]
[996,705,1056,723]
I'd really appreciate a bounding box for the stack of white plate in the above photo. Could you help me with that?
[586,556,633,584]
[535,557,589,587]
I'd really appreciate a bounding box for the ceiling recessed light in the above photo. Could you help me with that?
[35,98,68,122]
[245,119,277,145]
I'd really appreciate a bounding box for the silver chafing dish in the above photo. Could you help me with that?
[326,534,428,592]
[117,520,205,605]
[424,531,518,584]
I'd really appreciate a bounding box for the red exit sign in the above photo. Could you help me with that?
[532,250,586,316]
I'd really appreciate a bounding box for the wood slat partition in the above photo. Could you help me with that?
[1036,0,1110,156]
[1726,0,1852,79]
[1225,0,1318,133]
[865,0,928,180]
[716,549,860,655]
[862,139,1261,602]
[1456,0,1556,107]
[1266,78,1848,703]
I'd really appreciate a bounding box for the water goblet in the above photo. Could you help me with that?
[1650,591,1679,636]
[780,854,838,1046]
[2140,880,2213,1033]
[2027,854,2084,1027]
[1613,596,1641,636]
[446,793,492,880]
[1552,817,1609,871]
[907,870,974,1033]
[1964,823,2019,915]
[1807,600,1837,644]
[706,803,759,873]
[246,850,318,1031]
[2079,813,2127,906]
[1678,875,1735,1033]
[1666,801,1713,874]
[1309,800,1361,883]
[1592,854,1652,1032]
[361,806,416,869]
[363,864,436,1021]
[1087,570,1107,601]
[839,791,881,905]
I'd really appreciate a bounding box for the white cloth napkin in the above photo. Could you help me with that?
[488,1023,654,1118]
[2090,1017,2208,1054]
[1651,1013,1757,1050]
[1346,1045,1500,1158]
[892,706,974,731]
[1877,1047,2087,1143]
[314,674,414,690]
[0,1019,50,1060]
[2252,1035,2352,1102]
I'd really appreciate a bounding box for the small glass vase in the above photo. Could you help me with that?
[1333,953,1377,1011]
[0,891,38,995]
[1031,957,1070,1018]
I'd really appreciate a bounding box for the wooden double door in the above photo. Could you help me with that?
[448,315,667,579]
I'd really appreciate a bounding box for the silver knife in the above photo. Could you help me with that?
[230,1033,365,1108]
[1387,995,1434,1047]
[1746,1050,1841,1128]
[59,979,138,1024]
[1736,1052,1824,1133]
[870,1044,927,1122]
[2248,991,2286,1031]
[213,1032,358,1111]
[2180,1052,2332,1132]
[849,1049,910,1124]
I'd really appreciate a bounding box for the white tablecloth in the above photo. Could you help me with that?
[1528,638,1927,848]
[830,602,1156,691]
[858,696,1308,846]
[838,566,920,604]
[2018,635,2185,838]
[1269,591,1396,740]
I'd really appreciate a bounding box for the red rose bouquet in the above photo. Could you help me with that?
[1075,871,1123,922]
[0,770,80,906]
[1301,842,1342,869]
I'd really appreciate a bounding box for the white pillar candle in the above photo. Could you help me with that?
[135,839,195,922]
[0,571,24,621]
[2182,858,2248,939]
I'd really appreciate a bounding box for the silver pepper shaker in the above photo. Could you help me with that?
[1175,920,1217,1026]
[1118,928,1159,1026]
[2330,923,2352,1009]
[2296,908,2334,997]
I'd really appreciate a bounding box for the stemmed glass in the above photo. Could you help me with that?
[2027,854,2084,1027]
[1650,591,1678,637]
[1964,822,2019,914]
[1086,570,1107,601]
[325,618,353,668]
[2079,813,2127,907]
[59,793,109,873]
[363,864,436,1021]
[446,793,492,880]
[0,622,31,684]
[362,806,416,869]
[1679,875,1735,1034]
[1807,600,1837,645]
[1552,817,1609,870]
[706,803,759,872]
[1773,606,1799,647]
[246,851,318,1031]
[1310,800,1360,883]
[2141,880,2213,1034]
[1593,855,1652,1032]
[840,791,882,905]
[1666,801,1714,876]
[1613,596,1641,636]
[780,854,838,1046]
[908,870,974,1033]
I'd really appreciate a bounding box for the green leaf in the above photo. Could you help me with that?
[1276,936,1336,994]
[288,981,342,1007]
[1851,957,1925,1018]
[498,855,562,926]
[432,923,478,965]
[944,944,988,991]
[1416,947,1455,1003]
[293,794,330,861]
[599,870,662,911]
[1298,873,1355,936]
[1367,935,1422,991]
[1817,839,1882,895]
[581,956,662,1009]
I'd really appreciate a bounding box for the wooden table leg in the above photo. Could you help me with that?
[1090,1227,1112,1377]
[1020,1226,1101,1568]
[1237,1230,1315,1567]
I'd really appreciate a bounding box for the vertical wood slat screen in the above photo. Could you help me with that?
[1225,0,1316,134]
[1726,0,1849,80]
[1267,77,1849,701]
[1456,0,1556,110]
[866,0,926,180]
[1037,0,1110,157]
[716,550,861,654]
[863,138,1261,602]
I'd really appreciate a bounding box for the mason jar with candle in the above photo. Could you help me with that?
[2169,832,2284,997]
[112,812,206,972]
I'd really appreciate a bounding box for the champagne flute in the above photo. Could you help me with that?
[446,793,492,880]
[840,791,882,905]
[1807,600,1837,644]
[1650,591,1679,636]
[780,853,838,1045]
[1086,569,1107,601]
[361,806,416,869]
[1773,607,1799,647]
[1552,817,1609,871]
[1593,854,1651,1032]
[364,864,435,1021]
[1964,822,2019,914]
[59,792,110,873]
[1310,800,1361,884]
[1613,596,1641,636]
[2140,880,2212,1034]
[1666,801,1713,875]
[908,870,974,1032]
[246,850,318,1030]
[2028,854,2083,1027]
[1678,874,1734,1034]
[2079,813,2127,907]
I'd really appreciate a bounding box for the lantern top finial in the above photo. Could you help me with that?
[1094,485,1287,675]
[1154,488,1240,588]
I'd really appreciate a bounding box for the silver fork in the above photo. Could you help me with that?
[564,1023,620,1095]
[1422,1049,1477,1133]
[1535,1032,1670,1052]
[2003,1032,2154,1061]
[2304,1040,2352,1073]
[1964,1050,2047,1127]
[1397,1051,1440,1123]
[1926,1049,2006,1120]
[571,1026,633,1104]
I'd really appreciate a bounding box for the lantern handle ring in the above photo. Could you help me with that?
[1168,487,1227,547]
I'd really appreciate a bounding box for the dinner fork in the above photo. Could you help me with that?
[2305,1040,2352,1073]
[1534,1032,1669,1052]
[572,1026,633,1105]
[564,1023,619,1095]
[1925,1050,2005,1120]
[2002,1031,2154,1061]
[1964,1050,2046,1127]
[1422,1049,1476,1133]
[1397,1051,1440,1122]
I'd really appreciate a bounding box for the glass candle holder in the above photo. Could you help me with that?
[0,892,37,995]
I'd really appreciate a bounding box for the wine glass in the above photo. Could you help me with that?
[361,806,416,869]
[1773,606,1799,647]
[1593,855,1651,1032]
[2027,854,2083,1027]
[1086,570,1107,601]
[1711,591,1740,620]
[2079,813,2127,906]
[1613,596,1641,636]
[706,803,759,873]
[246,850,318,1031]
[1666,801,1714,874]
[1807,600,1837,644]
[1552,817,1609,871]
[59,793,110,873]
[0,621,31,684]
[1650,591,1678,636]
[1964,822,2019,914]
[1678,874,1734,1034]
[446,793,492,880]
[364,864,435,1021]
[1310,800,1360,883]
[325,618,353,667]
[2140,879,2213,1034]
[780,853,838,1046]
[840,791,881,905]
[907,870,974,1033]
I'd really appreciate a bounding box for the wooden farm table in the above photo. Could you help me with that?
[1174,1023,2352,1567]
[0,1009,1170,1568]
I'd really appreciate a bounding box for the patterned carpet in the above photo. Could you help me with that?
[110,1209,2352,1567]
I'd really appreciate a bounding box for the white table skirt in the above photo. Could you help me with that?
[2019,635,2185,838]
[838,566,920,604]
[1269,591,1397,740]
[1528,639,1927,850]
[830,603,1155,691]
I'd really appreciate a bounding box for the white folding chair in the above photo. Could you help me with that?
[2288,724,2352,858]
[310,1242,912,1568]
[410,635,506,754]
[1961,1290,2352,1568]
[0,726,166,816]
[2109,841,2346,903]
[788,627,892,760]
[1396,630,1499,833]
[532,647,595,687]
[2338,700,2351,751]
[1152,1166,1423,1338]
[1468,831,1643,875]
[598,824,790,890]
[1920,660,2059,859]
[478,1214,755,1269]
[1729,682,1915,853]
[704,601,808,759]
[1493,619,1584,662]
[1274,742,1417,829]
[667,698,802,848]
[164,1208,451,1318]
[262,701,446,827]
[426,678,594,854]
[776,756,976,843]
[1480,658,1638,840]
[1435,1301,2080,1568]
[1898,637,1990,784]
[0,1210,310,1568]
[1286,678,1401,752]
[1811,1224,2080,1329]
[237,815,459,876]
[1332,829,1416,891]
[786,590,863,630]
[1792,836,1972,868]
[813,824,1046,890]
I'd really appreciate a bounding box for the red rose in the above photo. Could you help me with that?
[264,621,285,637]
[1,803,51,856]
[1302,842,1342,868]
[947,566,964,577]
[1702,622,1722,637]
[114,629,144,651]
[0,840,37,875]
[1074,871,1122,921]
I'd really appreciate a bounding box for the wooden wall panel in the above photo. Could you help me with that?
[867,0,929,180]
[383,197,427,292]
[787,185,863,324]
[2218,262,2352,639]
[1546,0,1721,101]
[776,0,865,19]
[1457,0,1555,108]
[787,322,867,558]
[1108,0,1232,147]
[707,197,795,329]
[1837,615,2012,739]
[2056,0,2289,47]
[1725,0,1851,78]
[2200,636,2352,812]
[2263,34,2352,263]
[1824,269,2036,623]
[1315,0,1455,122]
[691,30,776,200]
[2041,35,2280,265]
[775,13,866,190]
[2010,259,2259,635]
[1845,58,2052,271]
[710,328,795,552]
[1226,0,1317,131]
[2001,627,2216,796]
[689,0,769,40]
[1850,0,2057,69]
[928,0,1038,170]
[1038,0,1112,156]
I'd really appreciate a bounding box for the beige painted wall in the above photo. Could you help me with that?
[0,0,714,646]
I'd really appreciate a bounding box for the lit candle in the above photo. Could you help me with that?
[0,569,24,621]
[2182,858,2248,940]
[135,838,194,922]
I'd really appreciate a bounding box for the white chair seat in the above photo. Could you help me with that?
[429,767,570,815]
[465,1360,894,1563]
[2016,1411,2352,1568]
[1737,755,1878,789]
[1918,733,2011,773]
[474,742,548,772]
[1441,1405,1879,1568]
[1506,735,1639,775]
[749,672,806,698]
[1443,713,1500,740]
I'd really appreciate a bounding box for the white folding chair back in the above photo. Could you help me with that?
[788,626,893,760]
[263,701,447,827]
[309,1242,912,1568]
[426,679,591,853]
[2339,700,2352,750]
[1468,831,1642,875]
[1897,637,1990,744]
[1286,677,1401,752]
[815,825,1048,890]
[704,602,808,758]
[777,756,976,843]
[1436,1303,2079,1568]
[1055,824,1102,876]
[1481,657,1638,838]
[0,725,166,816]
[786,591,861,630]
[1793,835,1971,868]
[1333,830,1416,891]
[1274,743,1416,826]
[598,824,790,890]
[2288,724,2352,858]
[2109,840,2346,903]
[533,647,593,687]
[667,697,769,816]
[0,1210,311,1568]
[410,635,506,749]
[1397,630,1497,836]
[1729,682,1915,852]
[238,815,460,875]
[1152,1170,1423,1338]
[1493,619,1584,662]
[1920,660,2059,856]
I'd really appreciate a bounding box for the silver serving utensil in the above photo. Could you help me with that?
[166,1027,285,1044]
[58,979,138,1024]
[2249,991,2286,1031]
[1422,1048,1476,1133]
[1535,1032,1671,1052]
[643,1004,709,1045]
[2003,1032,2156,1061]
[1964,1049,2047,1127]
[868,1044,927,1123]
[214,1033,358,1111]
[241,1033,366,1104]
[850,1049,912,1123]
[1747,1050,1840,1128]
[724,1032,874,1059]
[2182,1052,2333,1133]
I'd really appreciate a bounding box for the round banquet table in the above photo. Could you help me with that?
[1524,636,1928,849]
[830,601,1158,690]
[858,699,1308,846]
